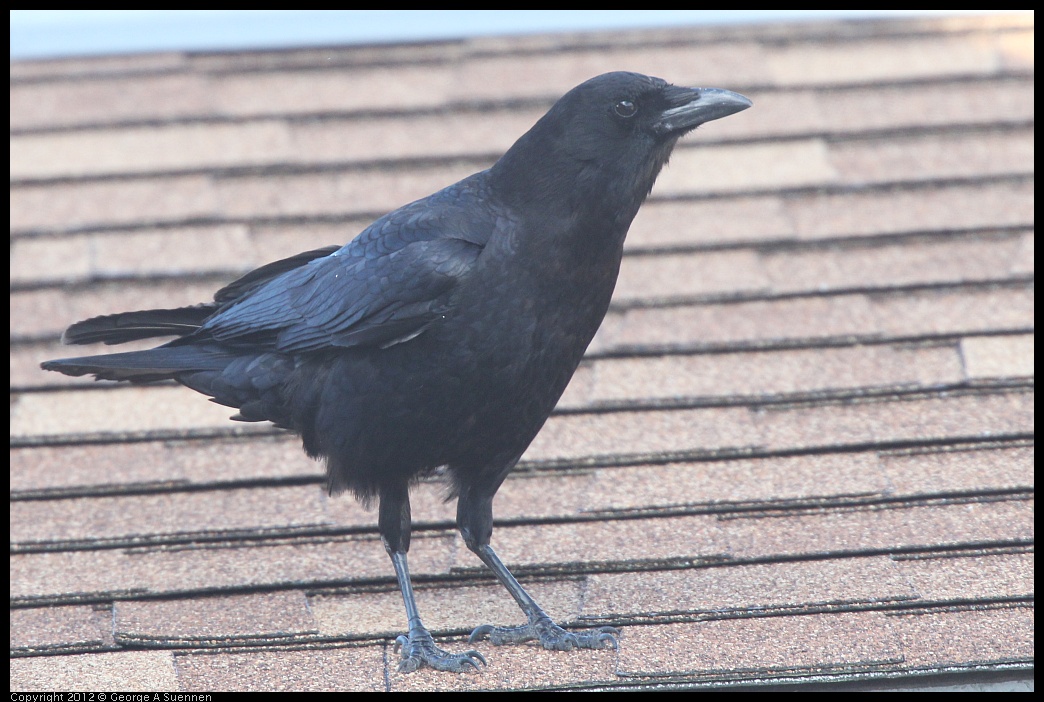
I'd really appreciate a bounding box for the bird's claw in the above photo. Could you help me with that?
[467,624,496,643]
[394,631,486,673]
[588,626,622,650]
[469,616,620,652]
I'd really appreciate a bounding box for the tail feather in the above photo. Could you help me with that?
[61,306,216,346]
[41,345,235,382]
[41,246,338,419]
[57,246,342,347]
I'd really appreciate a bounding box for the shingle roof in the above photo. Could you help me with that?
[10,14,1034,692]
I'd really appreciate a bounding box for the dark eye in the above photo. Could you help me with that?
[614,99,637,118]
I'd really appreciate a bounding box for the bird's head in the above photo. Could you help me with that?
[491,71,751,219]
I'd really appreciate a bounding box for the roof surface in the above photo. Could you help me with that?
[10,14,1034,692]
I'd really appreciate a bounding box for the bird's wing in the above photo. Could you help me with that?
[213,245,341,304]
[198,197,492,354]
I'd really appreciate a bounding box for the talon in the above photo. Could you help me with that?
[394,628,486,673]
[461,654,484,671]
[559,633,580,651]
[469,624,495,643]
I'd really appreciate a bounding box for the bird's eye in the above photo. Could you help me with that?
[613,99,637,118]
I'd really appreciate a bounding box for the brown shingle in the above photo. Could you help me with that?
[11,386,240,438]
[871,286,1033,337]
[10,73,208,131]
[524,407,758,463]
[614,249,768,303]
[211,65,455,116]
[176,647,386,692]
[11,175,219,232]
[878,444,1033,493]
[761,233,1029,293]
[9,51,188,81]
[595,295,876,352]
[751,391,1033,449]
[1011,231,1034,274]
[584,558,916,616]
[10,485,328,544]
[766,34,1010,85]
[783,181,1034,240]
[10,605,115,653]
[830,129,1034,184]
[657,140,836,194]
[10,534,453,604]
[892,551,1034,601]
[595,286,1033,352]
[819,79,1034,133]
[960,334,1035,379]
[213,162,486,219]
[579,453,889,510]
[10,224,252,284]
[465,515,730,570]
[10,650,179,692]
[617,613,901,677]
[722,498,1032,557]
[10,121,296,180]
[289,109,543,164]
[115,591,317,645]
[891,606,1034,668]
[10,436,316,494]
[570,344,965,406]
[627,197,794,249]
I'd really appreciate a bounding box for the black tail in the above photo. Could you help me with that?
[40,245,338,417]
[41,345,237,383]
[58,245,341,347]
[42,344,294,426]
[44,305,223,381]
[60,306,215,346]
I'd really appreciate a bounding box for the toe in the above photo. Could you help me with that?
[468,624,495,643]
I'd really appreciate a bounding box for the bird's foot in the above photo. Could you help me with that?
[393,628,486,673]
[469,614,619,652]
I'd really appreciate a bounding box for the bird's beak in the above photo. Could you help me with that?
[654,86,752,136]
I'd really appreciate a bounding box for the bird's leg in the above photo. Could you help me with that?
[379,483,486,673]
[467,543,620,651]
[457,486,619,652]
[388,552,486,673]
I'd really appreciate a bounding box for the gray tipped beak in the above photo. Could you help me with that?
[654,87,752,136]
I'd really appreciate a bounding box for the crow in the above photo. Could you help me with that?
[42,71,751,673]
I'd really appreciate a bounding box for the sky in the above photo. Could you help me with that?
[9,10,1007,61]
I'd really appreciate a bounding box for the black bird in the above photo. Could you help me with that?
[42,72,751,673]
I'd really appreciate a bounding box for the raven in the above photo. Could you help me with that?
[42,72,751,673]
